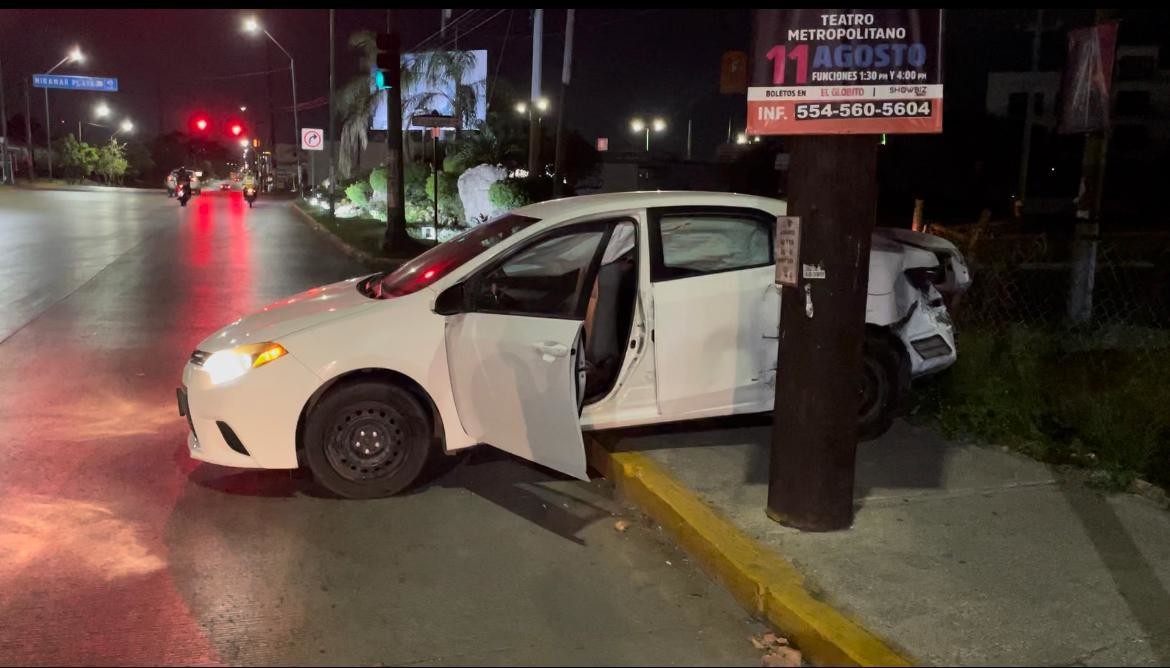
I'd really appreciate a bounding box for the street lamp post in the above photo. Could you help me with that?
[82,102,112,141]
[42,46,84,179]
[630,117,666,152]
[84,117,133,141]
[244,17,300,194]
[112,119,133,139]
[515,98,549,171]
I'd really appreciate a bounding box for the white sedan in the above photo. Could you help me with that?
[178,191,971,498]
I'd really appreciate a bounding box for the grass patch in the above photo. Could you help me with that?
[296,201,387,258]
[294,201,436,262]
[911,324,1170,491]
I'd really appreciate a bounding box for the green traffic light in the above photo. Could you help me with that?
[374,70,392,91]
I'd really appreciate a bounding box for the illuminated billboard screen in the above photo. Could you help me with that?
[371,49,488,131]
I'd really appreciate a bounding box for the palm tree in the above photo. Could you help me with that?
[335,31,380,179]
[336,33,486,178]
[446,111,525,171]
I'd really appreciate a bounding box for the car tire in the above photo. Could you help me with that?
[304,381,433,499]
[858,333,908,441]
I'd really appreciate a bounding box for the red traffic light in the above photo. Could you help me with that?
[230,124,243,136]
[195,118,208,131]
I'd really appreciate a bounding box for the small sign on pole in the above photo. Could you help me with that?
[597,137,609,151]
[774,216,801,287]
[301,128,324,151]
[410,114,460,129]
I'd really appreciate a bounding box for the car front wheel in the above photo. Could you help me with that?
[304,381,433,498]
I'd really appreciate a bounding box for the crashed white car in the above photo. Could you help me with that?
[179,192,971,498]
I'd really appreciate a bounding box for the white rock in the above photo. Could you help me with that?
[457,164,508,227]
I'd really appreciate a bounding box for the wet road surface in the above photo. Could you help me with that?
[0,187,766,666]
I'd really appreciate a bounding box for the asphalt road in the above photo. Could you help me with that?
[0,186,766,666]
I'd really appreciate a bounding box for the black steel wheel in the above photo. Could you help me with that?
[305,381,432,498]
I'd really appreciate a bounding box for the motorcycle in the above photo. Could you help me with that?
[243,185,257,208]
[177,182,191,207]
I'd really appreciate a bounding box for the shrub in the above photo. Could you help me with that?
[489,176,554,212]
[368,166,388,193]
[345,181,372,208]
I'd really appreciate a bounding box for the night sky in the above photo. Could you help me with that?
[4,9,1170,159]
[1,9,750,157]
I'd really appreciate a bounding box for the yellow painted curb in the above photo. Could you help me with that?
[587,439,914,667]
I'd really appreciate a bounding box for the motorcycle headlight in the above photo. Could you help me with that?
[202,342,288,385]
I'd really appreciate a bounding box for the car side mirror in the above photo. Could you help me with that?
[434,283,467,315]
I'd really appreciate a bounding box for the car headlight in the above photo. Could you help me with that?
[202,342,288,385]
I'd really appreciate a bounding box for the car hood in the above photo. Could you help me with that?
[197,276,377,352]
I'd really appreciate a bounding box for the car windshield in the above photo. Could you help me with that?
[365,213,541,299]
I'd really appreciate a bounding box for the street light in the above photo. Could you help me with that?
[516,98,550,164]
[42,46,85,178]
[243,15,301,193]
[110,118,134,139]
[630,116,666,151]
[94,102,110,118]
[515,97,549,116]
[239,105,247,112]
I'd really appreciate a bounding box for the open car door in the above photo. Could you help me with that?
[443,223,613,480]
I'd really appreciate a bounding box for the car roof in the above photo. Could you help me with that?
[512,191,786,220]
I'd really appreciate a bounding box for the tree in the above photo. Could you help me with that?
[6,114,41,142]
[96,139,129,184]
[54,135,98,183]
[412,50,485,131]
[123,140,155,184]
[445,111,526,172]
[336,31,387,179]
[151,132,190,178]
[336,30,487,178]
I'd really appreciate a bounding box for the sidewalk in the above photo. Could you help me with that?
[589,418,1170,666]
[15,179,158,193]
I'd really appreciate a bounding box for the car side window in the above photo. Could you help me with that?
[471,228,607,318]
[652,211,773,280]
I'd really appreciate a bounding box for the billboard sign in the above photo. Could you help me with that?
[748,9,943,135]
[371,50,488,131]
[1058,22,1118,134]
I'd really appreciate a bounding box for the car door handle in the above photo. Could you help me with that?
[533,342,570,359]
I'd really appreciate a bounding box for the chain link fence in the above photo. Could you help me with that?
[917,216,1170,488]
[927,219,1170,360]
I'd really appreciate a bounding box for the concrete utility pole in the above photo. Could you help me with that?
[24,82,34,178]
[1016,9,1045,205]
[380,10,411,252]
[767,134,879,531]
[329,8,337,217]
[0,52,9,183]
[528,9,544,175]
[1068,9,1120,324]
[553,9,574,196]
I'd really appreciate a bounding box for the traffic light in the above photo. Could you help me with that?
[374,32,399,90]
[195,118,208,132]
[230,123,243,137]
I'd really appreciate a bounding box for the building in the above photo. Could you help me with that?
[986,45,1170,154]
[985,45,1170,214]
